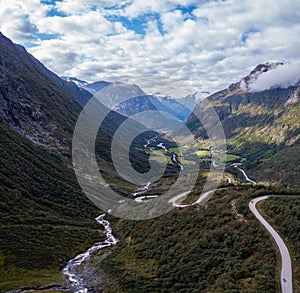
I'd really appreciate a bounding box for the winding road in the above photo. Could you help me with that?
[249,196,293,293]
[168,189,218,208]
[231,163,257,184]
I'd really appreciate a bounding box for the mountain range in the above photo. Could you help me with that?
[62,76,197,123]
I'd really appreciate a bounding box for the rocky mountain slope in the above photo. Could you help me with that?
[186,62,300,188]
[0,33,151,290]
[0,33,150,170]
[0,32,92,156]
[0,32,104,290]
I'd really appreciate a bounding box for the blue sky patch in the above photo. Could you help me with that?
[46,8,68,17]
[105,13,164,36]
[241,29,260,43]
[173,4,197,14]
[23,42,39,48]
[36,32,61,41]
[173,5,198,21]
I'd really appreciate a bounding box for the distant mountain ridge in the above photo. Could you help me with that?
[115,94,193,122]
[63,76,197,122]
[61,76,89,87]
[84,80,112,94]
[91,82,146,109]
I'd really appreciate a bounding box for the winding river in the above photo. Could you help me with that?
[157,142,183,170]
[63,214,118,293]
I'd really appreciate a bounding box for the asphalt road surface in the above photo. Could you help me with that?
[249,196,293,293]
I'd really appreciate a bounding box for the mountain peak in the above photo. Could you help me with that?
[249,62,284,75]
[93,82,146,109]
[239,62,284,92]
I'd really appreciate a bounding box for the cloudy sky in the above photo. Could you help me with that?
[0,0,300,97]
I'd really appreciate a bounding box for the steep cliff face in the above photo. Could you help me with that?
[0,33,86,153]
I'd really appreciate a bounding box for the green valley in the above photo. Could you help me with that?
[0,30,299,293]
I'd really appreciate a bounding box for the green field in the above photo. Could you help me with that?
[195,150,210,158]
[216,153,242,163]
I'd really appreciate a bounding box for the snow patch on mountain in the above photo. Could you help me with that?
[61,76,89,87]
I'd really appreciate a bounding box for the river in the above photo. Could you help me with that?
[157,142,183,170]
[63,214,118,293]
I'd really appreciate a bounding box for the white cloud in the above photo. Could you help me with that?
[0,6,32,42]
[249,62,300,92]
[36,12,114,36]
[29,38,81,73]
[0,0,300,97]
[120,0,208,19]
[55,0,125,14]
